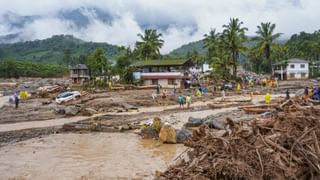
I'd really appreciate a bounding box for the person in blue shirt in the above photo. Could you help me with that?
[178,95,184,108]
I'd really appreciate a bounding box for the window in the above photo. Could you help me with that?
[290,64,295,69]
[300,64,305,68]
[168,79,175,85]
[290,73,295,78]
[152,79,158,85]
[301,73,306,78]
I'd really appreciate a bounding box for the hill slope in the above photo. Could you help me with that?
[0,35,120,64]
[169,38,288,57]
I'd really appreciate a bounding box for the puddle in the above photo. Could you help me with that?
[0,133,186,180]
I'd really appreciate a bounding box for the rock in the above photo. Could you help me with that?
[140,126,159,139]
[152,117,162,132]
[204,119,225,129]
[55,108,65,115]
[82,108,97,116]
[159,124,177,144]
[176,128,192,143]
[65,106,81,116]
[119,124,130,131]
[185,117,203,127]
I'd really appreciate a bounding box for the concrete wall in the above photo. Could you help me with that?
[286,62,309,80]
[143,79,182,88]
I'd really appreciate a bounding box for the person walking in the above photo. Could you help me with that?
[285,89,290,99]
[186,95,191,109]
[14,92,19,109]
[221,89,225,101]
[265,92,271,105]
[178,95,184,108]
[156,84,161,94]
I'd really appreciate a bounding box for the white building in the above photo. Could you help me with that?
[273,58,309,80]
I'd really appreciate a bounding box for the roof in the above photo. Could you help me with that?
[287,58,308,64]
[131,59,192,67]
[70,64,88,70]
[273,58,308,66]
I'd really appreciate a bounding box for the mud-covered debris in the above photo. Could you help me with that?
[159,97,320,179]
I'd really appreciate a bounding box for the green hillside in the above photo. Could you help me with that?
[169,38,287,57]
[170,40,206,56]
[0,35,120,64]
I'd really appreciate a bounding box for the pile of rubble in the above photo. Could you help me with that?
[158,98,320,179]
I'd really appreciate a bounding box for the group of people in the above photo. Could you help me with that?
[304,85,320,100]
[177,94,191,109]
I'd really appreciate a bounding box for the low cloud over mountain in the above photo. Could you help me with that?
[0,0,319,53]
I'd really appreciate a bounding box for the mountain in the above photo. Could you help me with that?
[0,35,120,64]
[170,40,206,57]
[0,8,115,44]
[169,38,288,57]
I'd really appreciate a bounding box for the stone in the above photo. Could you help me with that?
[204,119,225,129]
[82,108,97,116]
[140,126,159,139]
[185,117,203,127]
[65,106,81,116]
[176,128,192,143]
[159,124,177,144]
[152,117,162,132]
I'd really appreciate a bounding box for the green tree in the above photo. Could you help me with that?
[116,46,134,83]
[86,48,110,81]
[221,18,248,79]
[187,50,205,65]
[135,29,164,60]
[203,29,219,63]
[253,22,282,74]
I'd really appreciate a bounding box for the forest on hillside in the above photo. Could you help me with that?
[0,35,119,65]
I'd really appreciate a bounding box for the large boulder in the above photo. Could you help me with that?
[184,117,204,127]
[176,128,192,143]
[82,108,97,116]
[204,119,225,129]
[65,106,81,116]
[152,117,162,132]
[159,124,177,144]
[140,126,159,139]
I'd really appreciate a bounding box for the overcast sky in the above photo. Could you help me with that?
[0,0,319,53]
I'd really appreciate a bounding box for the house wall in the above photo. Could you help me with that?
[143,79,182,88]
[286,62,309,80]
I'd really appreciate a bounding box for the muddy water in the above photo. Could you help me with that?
[0,133,185,180]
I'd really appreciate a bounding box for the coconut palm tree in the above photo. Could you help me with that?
[254,22,282,74]
[203,29,219,62]
[222,18,248,79]
[135,29,164,60]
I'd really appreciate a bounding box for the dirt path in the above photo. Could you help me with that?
[0,94,284,133]
[0,99,219,133]
[0,96,9,108]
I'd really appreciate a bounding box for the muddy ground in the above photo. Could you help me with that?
[0,78,316,179]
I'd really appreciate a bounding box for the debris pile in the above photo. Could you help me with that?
[159,98,320,179]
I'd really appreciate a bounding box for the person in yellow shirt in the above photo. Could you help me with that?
[108,81,112,89]
[236,83,241,91]
[265,92,271,104]
[196,89,202,97]
[186,95,191,109]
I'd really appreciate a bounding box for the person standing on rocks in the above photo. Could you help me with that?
[178,95,184,108]
[14,91,19,109]
[221,89,225,101]
[186,95,191,109]
[156,84,161,94]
